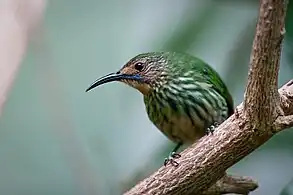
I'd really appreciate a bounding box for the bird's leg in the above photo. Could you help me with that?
[205,121,219,135]
[164,143,182,167]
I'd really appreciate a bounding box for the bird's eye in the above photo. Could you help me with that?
[134,62,144,71]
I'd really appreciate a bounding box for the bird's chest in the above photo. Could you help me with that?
[144,96,206,144]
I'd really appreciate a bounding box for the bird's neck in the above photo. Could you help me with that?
[135,83,152,95]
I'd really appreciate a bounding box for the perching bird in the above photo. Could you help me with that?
[86,52,234,166]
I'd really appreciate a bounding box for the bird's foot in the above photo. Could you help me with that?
[164,152,181,167]
[206,122,219,135]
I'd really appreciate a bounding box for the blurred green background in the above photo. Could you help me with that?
[0,0,293,195]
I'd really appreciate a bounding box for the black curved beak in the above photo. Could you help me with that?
[85,72,142,92]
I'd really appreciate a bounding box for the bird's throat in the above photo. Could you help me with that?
[123,81,152,95]
[134,83,152,95]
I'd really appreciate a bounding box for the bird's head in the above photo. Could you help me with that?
[86,52,168,95]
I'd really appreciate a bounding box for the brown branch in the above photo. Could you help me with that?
[275,79,293,131]
[279,80,293,115]
[124,0,290,194]
[202,174,258,195]
[244,0,287,130]
[275,115,293,130]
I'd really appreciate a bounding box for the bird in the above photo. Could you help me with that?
[86,52,234,166]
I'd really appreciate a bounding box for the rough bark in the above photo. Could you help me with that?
[124,0,290,194]
[201,174,257,195]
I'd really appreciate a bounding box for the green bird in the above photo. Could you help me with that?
[86,52,234,166]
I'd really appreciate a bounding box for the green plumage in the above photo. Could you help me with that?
[86,51,234,165]
[138,52,234,144]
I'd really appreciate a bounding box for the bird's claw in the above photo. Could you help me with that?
[205,122,219,135]
[164,152,181,167]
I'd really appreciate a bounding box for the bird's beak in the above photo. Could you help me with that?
[85,72,142,92]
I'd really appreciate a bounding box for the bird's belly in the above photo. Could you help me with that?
[144,88,229,144]
[155,114,205,144]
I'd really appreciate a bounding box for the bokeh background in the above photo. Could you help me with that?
[0,0,293,195]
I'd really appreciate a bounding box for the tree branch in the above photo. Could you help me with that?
[202,174,257,195]
[244,0,287,130]
[124,0,290,194]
